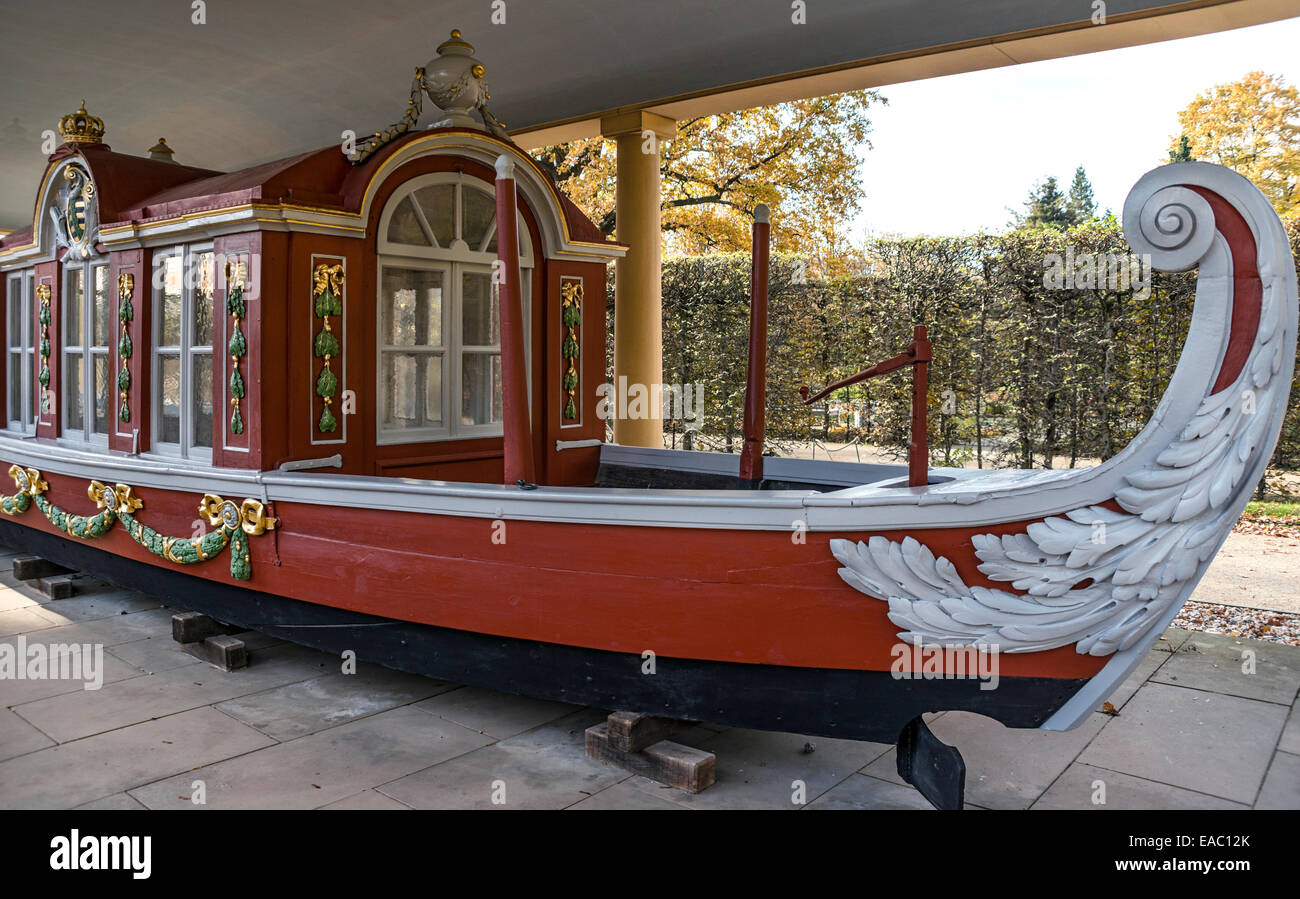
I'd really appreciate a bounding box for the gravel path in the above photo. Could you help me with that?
[1171,513,1300,645]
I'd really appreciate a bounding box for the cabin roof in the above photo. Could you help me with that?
[1,129,614,252]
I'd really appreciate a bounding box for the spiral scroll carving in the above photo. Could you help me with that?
[1122,184,1214,272]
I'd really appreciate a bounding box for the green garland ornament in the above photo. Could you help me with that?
[312,263,344,434]
[0,464,276,581]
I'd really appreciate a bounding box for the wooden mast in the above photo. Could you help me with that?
[738,204,770,489]
[494,155,536,485]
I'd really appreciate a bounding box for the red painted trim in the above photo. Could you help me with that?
[496,174,536,485]
[1190,186,1262,395]
[739,219,769,485]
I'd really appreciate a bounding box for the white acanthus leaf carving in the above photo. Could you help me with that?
[831,165,1296,657]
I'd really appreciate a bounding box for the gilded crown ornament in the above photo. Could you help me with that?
[58,101,105,144]
[349,28,509,164]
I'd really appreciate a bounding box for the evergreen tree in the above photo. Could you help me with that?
[1019,176,1072,230]
[1168,134,1195,163]
[1066,166,1097,224]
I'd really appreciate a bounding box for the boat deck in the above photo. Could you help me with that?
[0,542,1295,810]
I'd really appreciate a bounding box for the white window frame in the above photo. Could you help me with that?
[376,172,533,445]
[149,244,215,463]
[60,257,111,445]
[5,270,35,433]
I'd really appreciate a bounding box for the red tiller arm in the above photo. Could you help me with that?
[799,325,932,487]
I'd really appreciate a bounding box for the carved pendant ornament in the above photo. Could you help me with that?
[0,465,276,581]
[117,272,133,422]
[227,265,247,435]
[831,166,1295,658]
[560,278,582,421]
[312,263,343,434]
[36,283,51,413]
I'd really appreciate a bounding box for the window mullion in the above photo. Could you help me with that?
[182,250,193,456]
[83,264,92,436]
[409,198,439,249]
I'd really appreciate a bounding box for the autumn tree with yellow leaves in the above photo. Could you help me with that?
[533,90,884,275]
[1170,71,1300,215]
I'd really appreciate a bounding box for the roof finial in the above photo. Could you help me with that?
[148,137,176,163]
[58,100,105,145]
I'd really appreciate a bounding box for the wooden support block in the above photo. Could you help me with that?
[586,722,716,793]
[12,555,72,581]
[172,611,243,644]
[35,574,77,600]
[606,711,679,753]
[181,635,248,671]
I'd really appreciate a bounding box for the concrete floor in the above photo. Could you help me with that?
[0,546,1297,810]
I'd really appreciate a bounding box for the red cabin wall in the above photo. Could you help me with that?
[262,154,608,486]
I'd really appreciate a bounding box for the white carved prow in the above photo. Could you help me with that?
[832,162,1298,659]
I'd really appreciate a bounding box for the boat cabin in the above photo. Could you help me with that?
[0,93,622,487]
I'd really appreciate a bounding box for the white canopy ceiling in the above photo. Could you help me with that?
[0,0,1290,229]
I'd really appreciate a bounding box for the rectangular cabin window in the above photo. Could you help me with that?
[151,246,214,461]
[61,259,111,442]
[377,264,527,442]
[376,175,532,446]
[5,270,35,432]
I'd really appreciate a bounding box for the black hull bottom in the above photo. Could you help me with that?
[0,520,1087,744]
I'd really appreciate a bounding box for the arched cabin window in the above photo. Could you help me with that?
[376,173,533,444]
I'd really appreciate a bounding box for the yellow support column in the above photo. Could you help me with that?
[601,110,676,448]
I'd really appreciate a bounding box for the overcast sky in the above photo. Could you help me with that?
[855,16,1300,238]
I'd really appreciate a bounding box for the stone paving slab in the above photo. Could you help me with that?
[804,772,938,810]
[0,605,62,638]
[566,781,688,810]
[320,789,413,810]
[623,727,890,810]
[413,685,582,739]
[1032,762,1247,809]
[0,583,45,613]
[107,635,205,674]
[1079,682,1288,804]
[21,607,178,647]
[73,793,149,810]
[0,634,145,707]
[1151,632,1300,705]
[1101,647,1170,712]
[0,706,55,762]
[862,712,1108,810]
[12,643,332,742]
[129,706,495,810]
[1281,701,1300,755]
[30,585,166,624]
[1254,751,1300,809]
[0,706,275,809]
[378,708,621,810]
[216,667,457,741]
